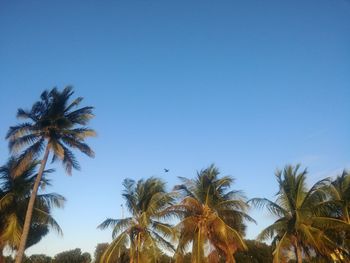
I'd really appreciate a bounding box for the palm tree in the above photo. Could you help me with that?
[6,87,95,262]
[326,170,350,223]
[0,157,65,262]
[320,170,350,259]
[170,164,254,263]
[98,177,176,263]
[250,165,350,263]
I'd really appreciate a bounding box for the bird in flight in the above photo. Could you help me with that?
[164,168,169,173]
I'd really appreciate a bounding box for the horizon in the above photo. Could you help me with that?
[0,0,349,258]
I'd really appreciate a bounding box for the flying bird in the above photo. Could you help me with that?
[164,168,169,173]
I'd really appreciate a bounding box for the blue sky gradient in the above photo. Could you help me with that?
[0,0,349,257]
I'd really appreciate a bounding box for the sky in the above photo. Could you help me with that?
[0,0,349,258]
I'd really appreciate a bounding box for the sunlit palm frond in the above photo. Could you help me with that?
[100,231,129,263]
[99,177,174,262]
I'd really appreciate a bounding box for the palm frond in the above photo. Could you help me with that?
[61,136,95,157]
[36,193,66,209]
[150,229,176,252]
[32,208,63,235]
[6,123,34,140]
[249,198,288,217]
[58,142,80,174]
[100,232,129,263]
[272,232,289,263]
[66,106,94,125]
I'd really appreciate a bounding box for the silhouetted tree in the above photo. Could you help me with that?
[7,87,95,263]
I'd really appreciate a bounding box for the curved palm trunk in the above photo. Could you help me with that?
[15,144,51,263]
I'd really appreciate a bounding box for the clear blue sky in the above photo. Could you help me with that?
[0,0,349,257]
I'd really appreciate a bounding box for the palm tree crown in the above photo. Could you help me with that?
[6,86,95,174]
[250,165,349,263]
[321,170,350,258]
[0,157,65,254]
[6,86,95,263]
[327,170,350,223]
[171,164,253,263]
[98,177,175,263]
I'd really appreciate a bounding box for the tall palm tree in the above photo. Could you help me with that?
[0,157,65,262]
[170,164,254,263]
[98,177,176,263]
[320,170,350,258]
[326,170,350,223]
[6,87,95,262]
[250,165,350,263]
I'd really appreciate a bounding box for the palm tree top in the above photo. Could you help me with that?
[249,164,349,262]
[6,86,96,175]
[0,157,65,250]
[122,177,173,217]
[175,164,246,208]
[98,177,176,262]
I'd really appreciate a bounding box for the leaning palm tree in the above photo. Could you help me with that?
[250,165,350,263]
[6,87,95,262]
[0,157,65,261]
[170,164,254,263]
[98,177,176,263]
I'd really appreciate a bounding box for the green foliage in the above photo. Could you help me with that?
[6,86,96,175]
[6,87,95,262]
[24,254,52,263]
[250,165,350,263]
[98,177,175,263]
[0,158,65,253]
[94,243,109,263]
[171,164,254,263]
[235,240,273,263]
[52,248,91,263]
[322,170,350,257]
[3,256,14,263]
[93,243,131,263]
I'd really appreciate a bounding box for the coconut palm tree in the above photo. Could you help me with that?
[170,164,254,263]
[6,87,95,262]
[319,170,350,259]
[250,165,350,263]
[98,177,176,263]
[326,170,350,223]
[0,157,65,262]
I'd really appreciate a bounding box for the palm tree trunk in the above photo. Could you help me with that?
[295,244,302,263]
[130,243,134,263]
[0,245,4,263]
[15,144,51,263]
[137,233,141,263]
[197,230,201,263]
